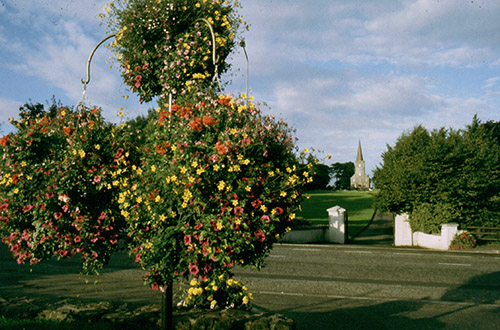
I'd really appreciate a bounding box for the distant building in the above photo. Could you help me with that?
[350,141,370,190]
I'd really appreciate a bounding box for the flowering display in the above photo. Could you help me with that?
[118,92,312,307]
[0,105,127,272]
[183,274,253,310]
[449,231,477,250]
[102,0,244,102]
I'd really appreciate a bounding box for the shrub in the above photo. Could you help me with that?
[409,202,459,234]
[449,231,477,250]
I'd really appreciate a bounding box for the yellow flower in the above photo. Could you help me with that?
[190,279,199,286]
[13,188,19,194]
[20,161,27,167]
[286,227,291,232]
[242,296,249,305]
[151,165,156,172]
[213,164,220,172]
[280,191,287,197]
[210,300,217,307]
[95,144,101,150]
[78,149,85,158]
[217,180,226,191]
[159,214,166,222]
[303,148,309,153]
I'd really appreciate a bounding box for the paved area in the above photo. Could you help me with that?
[351,211,394,246]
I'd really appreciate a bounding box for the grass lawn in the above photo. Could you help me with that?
[297,190,378,238]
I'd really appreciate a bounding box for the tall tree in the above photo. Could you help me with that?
[330,162,354,190]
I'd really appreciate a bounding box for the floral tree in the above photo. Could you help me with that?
[0,104,128,273]
[101,0,314,313]
[118,91,312,309]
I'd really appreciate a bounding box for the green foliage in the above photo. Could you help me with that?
[304,162,330,190]
[373,118,500,230]
[449,231,477,250]
[409,202,459,234]
[330,162,354,190]
[102,0,245,102]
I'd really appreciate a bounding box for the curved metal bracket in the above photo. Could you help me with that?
[81,33,117,85]
[195,18,219,85]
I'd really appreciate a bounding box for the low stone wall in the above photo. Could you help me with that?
[0,296,295,330]
[394,214,460,250]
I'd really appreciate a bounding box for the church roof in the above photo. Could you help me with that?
[356,140,364,162]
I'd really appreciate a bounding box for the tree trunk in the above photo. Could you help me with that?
[161,282,173,330]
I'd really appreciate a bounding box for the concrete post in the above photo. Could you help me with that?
[327,206,347,244]
[441,223,458,250]
[394,214,412,246]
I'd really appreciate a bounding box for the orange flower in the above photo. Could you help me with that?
[217,97,231,106]
[158,110,169,127]
[171,104,181,112]
[215,139,230,155]
[0,135,9,147]
[12,174,19,184]
[180,106,192,117]
[63,127,71,136]
[189,117,203,131]
[202,116,216,126]
[155,141,171,155]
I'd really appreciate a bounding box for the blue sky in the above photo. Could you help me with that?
[1,1,500,175]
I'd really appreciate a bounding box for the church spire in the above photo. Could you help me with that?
[356,140,363,162]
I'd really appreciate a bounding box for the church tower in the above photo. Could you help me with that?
[350,141,370,190]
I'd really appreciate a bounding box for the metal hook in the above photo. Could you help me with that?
[81,33,117,85]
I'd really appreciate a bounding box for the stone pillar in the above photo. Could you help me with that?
[327,206,347,244]
[395,214,412,246]
[441,223,458,250]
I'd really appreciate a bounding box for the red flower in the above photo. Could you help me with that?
[254,229,266,242]
[234,207,244,216]
[23,205,33,213]
[184,235,192,245]
[53,212,63,220]
[189,263,199,276]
